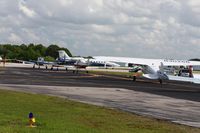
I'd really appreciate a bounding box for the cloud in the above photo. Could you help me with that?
[19,0,36,18]
[0,0,200,59]
[92,24,114,34]
[8,33,22,42]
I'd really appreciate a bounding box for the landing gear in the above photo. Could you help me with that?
[46,65,48,69]
[132,76,136,82]
[73,70,78,74]
[159,79,163,84]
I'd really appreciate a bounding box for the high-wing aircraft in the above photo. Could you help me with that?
[58,50,200,84]
[91,56,200,84]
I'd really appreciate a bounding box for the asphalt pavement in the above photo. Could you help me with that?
[0,66,200,127]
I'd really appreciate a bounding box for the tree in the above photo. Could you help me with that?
[35,44,46,56]
[0,43,72,61]
[59,47,72,57]
[45,44,60,59]
[20,44,27,51]
[0,45,8,58]
[44,56,55,62]
[45,44,73,59]
[189,58,200,61]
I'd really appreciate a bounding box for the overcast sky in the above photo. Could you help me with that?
[0,0,200,59]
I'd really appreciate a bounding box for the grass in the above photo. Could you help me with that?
[193,71,200,74]
[0,89,199,133]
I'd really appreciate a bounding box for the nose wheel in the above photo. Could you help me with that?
[132,76,136,81]
[159,79,162,84]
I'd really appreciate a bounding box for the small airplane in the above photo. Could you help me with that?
[32,51,87,71]
[58,50,88,70]
[91,56,200,84]
[32,57,56,69]
[58,50,120,68]
[57,50,121,73]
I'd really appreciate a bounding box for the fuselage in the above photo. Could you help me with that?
[92,56,200,80]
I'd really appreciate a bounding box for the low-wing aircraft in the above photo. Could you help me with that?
[32,51,88,71]
[58,50,88,69]
[32,57,57,69]
[58,50,120,69]
[91,56,200,84]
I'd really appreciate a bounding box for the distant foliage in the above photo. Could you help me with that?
[0,44,72,61]
[189,58,200,61]
[44,56,55,62]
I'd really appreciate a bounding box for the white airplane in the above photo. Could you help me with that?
[58,50,120,68]
[58,50,88,69]
[91,56,200,84]
[33,51,87,71]
[58,50,200,84]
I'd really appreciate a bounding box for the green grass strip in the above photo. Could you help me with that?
[0,89,199,133]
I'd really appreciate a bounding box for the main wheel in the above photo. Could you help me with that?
[133,76,136,81]
[159,79,163,84]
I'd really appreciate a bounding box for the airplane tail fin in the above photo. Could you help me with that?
[58,50,71,60]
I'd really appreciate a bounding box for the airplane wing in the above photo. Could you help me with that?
[167,74,200,84]
[93,56,154,66]
[162,59,200,66]
[93,56,200,67]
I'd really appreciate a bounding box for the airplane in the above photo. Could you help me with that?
[32,57,57,69]
[58,50,88,71]
[57,50,121,73]
[32,51,85,71]
[91,56,200,84]
[58,50,120,69]
[57,50,200,84]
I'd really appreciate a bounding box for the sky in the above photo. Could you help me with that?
[0,0,200,59]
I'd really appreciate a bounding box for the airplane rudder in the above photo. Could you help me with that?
[58,50,70,59]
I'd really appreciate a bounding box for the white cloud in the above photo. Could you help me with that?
[19,0,36,18]
[92,24,114,34]
[0,0,200,59]
[8,33,22,43]
[59,0,73,6]
[113,13,129,24]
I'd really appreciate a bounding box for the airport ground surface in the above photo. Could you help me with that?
[0,65,200,128]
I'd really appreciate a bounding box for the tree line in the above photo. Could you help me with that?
[0,44,72,61]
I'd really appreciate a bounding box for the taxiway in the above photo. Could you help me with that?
[0,66,200,127]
